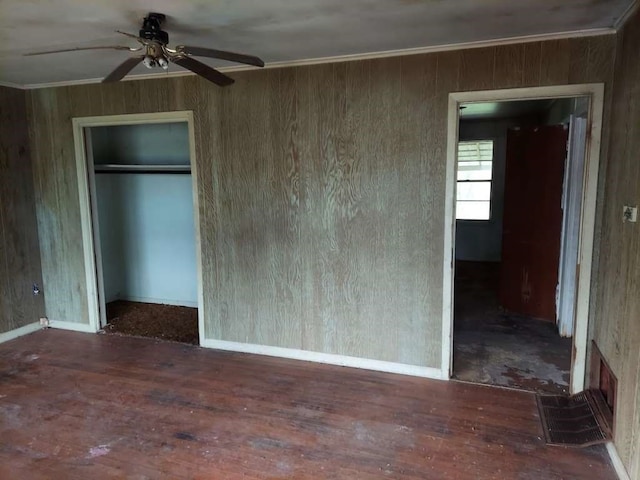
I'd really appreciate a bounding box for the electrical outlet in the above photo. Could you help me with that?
[623,206,638,223]
[32,283,40,295]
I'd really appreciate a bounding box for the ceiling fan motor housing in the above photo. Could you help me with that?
[140,13,169,45]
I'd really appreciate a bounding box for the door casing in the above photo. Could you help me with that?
[71,111,205,344]
[442,84,605,394]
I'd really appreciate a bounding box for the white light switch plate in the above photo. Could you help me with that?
[623,206,637,223]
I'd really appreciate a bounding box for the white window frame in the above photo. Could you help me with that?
[455,139,495,222]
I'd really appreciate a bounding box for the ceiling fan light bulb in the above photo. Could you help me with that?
[143,56,156,69]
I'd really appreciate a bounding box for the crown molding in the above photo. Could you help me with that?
[15,27,615,90]
[0,80,26,90]
[614,0,639,30]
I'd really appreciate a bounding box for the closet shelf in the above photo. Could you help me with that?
[95,164,191,174]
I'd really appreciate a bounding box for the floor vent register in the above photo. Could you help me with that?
[536,389,612,447]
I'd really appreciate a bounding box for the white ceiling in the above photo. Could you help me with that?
[0,0,633,87]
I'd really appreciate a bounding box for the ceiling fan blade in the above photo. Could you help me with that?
[24,45,138,56]
[176,45,264,67]
[102,56,144,83]
[172,56,234,87]
[115,30,146,44]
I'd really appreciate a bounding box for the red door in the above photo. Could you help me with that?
[499,125,568,322]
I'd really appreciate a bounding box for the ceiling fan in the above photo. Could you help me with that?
[24,12,265,86]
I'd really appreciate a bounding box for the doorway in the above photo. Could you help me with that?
[72,112,204,345]
[442,85,604,395]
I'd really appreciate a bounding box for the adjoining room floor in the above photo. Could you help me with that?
[0,330,615,480]
[453,261,572,395]
[104,300,199,345]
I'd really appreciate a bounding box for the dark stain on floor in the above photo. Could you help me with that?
[104,300,199,345]
[173,432,198,442]
[453,261,571,395]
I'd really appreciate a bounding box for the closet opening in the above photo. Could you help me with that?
[73,112,202,345]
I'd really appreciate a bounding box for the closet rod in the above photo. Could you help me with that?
[95,164,191,174]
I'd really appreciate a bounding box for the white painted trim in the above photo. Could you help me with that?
[202,339,444,380]
[572,84,605,393]
[607,442,631,480]
[83,131,108,329]
[0,322,42,344]
[47,320,96,333]
[614,0,639,31]
[20,28,615,90]
[72,119,101,333]
[72,111,193,128]
[186,114,207,348]
[442,93,460,379]
[443,84,605,394]
[0,80,25,90]
[72,111,203,338]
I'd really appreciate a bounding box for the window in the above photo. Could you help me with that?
[456,140,494,220]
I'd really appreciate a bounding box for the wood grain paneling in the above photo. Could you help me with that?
[460,47,495,91]
[0,86,45,334]
[493,44,526,89]
[522,43,543,86]
[540,39,571,85]
[27,36,614,370]
[591,10,640,477]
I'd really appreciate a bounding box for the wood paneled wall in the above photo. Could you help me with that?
[28,36,615,369]
[592,10,640,477]
[0,86,45,334]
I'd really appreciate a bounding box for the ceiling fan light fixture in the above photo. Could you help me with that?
[142,55,156,69]
[157,56,169,70]
[24,12,264,86]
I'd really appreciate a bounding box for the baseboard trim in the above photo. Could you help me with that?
[48,320,97,333]
[606,442,631,480]
[0,322,42,344]
[201,338,444,380]
[116,296,198,309]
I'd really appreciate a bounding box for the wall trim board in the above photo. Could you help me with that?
[20,28,615,90]
[614,0,639,31]
[201,339,445,380]
[185,117,206,349]
[0,322,42,345]
[443,84,605,394]
[0,80,25,90]
[47,320,96,333]
[71,111,204,338]
[607,442,631,480]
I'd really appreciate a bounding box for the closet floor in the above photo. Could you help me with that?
[453,261,571,395]
[104,300,198,345]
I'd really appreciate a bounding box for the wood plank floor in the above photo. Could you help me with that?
[0,330,615,480]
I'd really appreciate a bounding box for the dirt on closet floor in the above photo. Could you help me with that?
[453,261,572,395]
[104,300,199,345]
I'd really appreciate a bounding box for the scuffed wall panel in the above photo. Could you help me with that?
[0,86,45,333]
[591,10,640,477]
[28,35,614,368]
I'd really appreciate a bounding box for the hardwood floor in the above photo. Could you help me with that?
[0,330,615,479]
